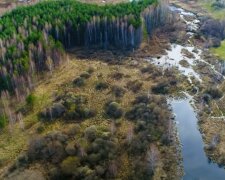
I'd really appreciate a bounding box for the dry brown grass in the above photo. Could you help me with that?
[201,118,225,162]
[0,55,150,173]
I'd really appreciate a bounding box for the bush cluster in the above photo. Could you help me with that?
[125,94,169,153]
[95,82,109,91]
[126,80,143,93]
[109,72,124,80]
[111,86,126,98]
[205,87,223,99]
[105,101,123,119]
[73,71,92,87]
[40,93,95,121]
[151,81,169,94]
[25,126,118,179]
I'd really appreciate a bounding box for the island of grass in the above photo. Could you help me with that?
[199,0,225,20]
[211,40,225,60]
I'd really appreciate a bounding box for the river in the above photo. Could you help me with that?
[171,95,225,179]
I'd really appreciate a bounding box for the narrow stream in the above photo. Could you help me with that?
[171,96,225,179]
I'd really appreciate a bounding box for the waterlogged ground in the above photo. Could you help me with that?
[147,5,225,179]
[149,44,202,83]
[147,5,202,84]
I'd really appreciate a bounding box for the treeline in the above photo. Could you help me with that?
[0,0,169,94]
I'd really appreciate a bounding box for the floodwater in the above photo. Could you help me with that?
[150,44,202,83]
[148,6,203,83]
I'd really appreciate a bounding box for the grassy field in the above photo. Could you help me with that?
[196,1,225,60]
[211,40,225,60]
[198,0,225,19]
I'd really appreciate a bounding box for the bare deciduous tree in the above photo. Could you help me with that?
[126,124,134,144]
[147,144,159,173]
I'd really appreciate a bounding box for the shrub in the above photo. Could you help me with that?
[76,166,95,178]
[132,159,153,179]
[27,137,47,160]
[133,95,150,104]
[87,153,101,165]
[205,87,223,99]
[128,136,147,155]
[16,153,29,168]
[49,167,62,179]
[40,103,66,120]
[65,106,96,120]
[26,93,37,110]
[202,93,211,104]
[140,65,153,74]
[105,101,123,119]
[134,121,147,132]
[125,103,152,122]
[95,82,109,91]
[62,94,87,109]
[212,1,225,10]
[65,124,81,136]
[61,156,80,175]
[36,125,44,133]
[110,72,124,80]
[87,67,95,74]
[161,134,172,145]
[0,115,7,129]
[80,72,91,79]
[82,108,96,118]
[200,19,224,39]
[151,82,169,94]
[126,80,143,93]
[111,86,126,97]
[95,165,105,176]
[85,126,97,142]
[73,77,85,87]
[65,142,77,156]
[28,132,68,163]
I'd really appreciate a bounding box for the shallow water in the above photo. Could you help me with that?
[149,44,202,83]
[171,96,225,180]
[148,6,204,83]
[169,5,200,33]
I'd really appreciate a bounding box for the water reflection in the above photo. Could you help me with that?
[170,95,225,180]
